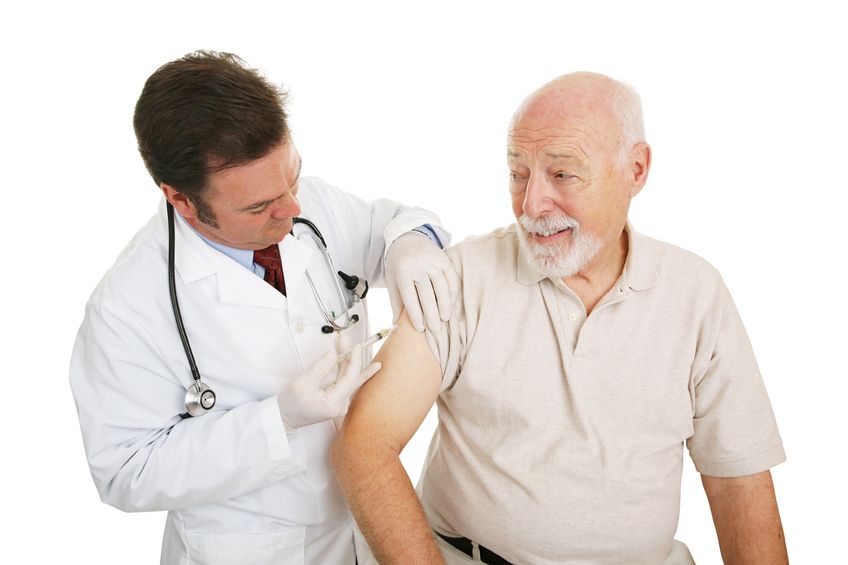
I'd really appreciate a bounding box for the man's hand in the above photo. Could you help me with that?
[277,345,380,430]
[385,232,459,332]
[702,470,788,564]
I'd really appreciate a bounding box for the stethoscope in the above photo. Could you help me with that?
[167,203,368,417]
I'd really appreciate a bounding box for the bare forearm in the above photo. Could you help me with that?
[702,471,788,564]
[332,438,443,565]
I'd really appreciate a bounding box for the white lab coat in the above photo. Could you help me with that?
[70,177,446,565]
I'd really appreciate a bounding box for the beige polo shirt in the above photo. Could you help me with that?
[419,224,785,564]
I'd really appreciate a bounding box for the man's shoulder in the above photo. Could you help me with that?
[446,225,520,268]
[634,230,726,294]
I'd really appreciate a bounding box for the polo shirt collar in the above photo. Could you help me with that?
[515,220,658,291]
[621,222,658,291]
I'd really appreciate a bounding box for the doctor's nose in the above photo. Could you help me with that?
[522,174,556,218]
[270,190,301,219]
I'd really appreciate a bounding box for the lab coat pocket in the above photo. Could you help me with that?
[184,527,306,565]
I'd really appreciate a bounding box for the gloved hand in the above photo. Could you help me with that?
[385,231,460,332]
[277,345,381,430]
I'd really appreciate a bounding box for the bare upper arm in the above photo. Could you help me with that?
[701,470,782,532]
[339,311,443,454]
[701,470,776,499]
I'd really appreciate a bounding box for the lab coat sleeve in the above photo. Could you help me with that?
[70,298,306,512]
[300,177,450,287]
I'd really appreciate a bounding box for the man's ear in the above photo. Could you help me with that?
[628,142,652,198]
[160,183,196,220]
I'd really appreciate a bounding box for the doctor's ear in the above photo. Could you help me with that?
[160,184,196,219]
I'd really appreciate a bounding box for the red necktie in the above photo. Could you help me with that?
[253,244,286,295]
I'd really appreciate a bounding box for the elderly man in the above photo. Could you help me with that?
[332,72,787,564]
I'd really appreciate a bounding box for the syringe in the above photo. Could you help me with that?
[336,326,395,362]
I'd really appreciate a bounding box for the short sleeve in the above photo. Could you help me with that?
[686,283,785,477]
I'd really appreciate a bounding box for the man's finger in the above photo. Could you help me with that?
[416,277,442,331]
[400,280,425,332]
[431,271,452,322]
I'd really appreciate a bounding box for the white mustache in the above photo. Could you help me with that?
[518,214,579,237]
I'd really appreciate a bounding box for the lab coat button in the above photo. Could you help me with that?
[294,321,305,334]
[568,312,577,322]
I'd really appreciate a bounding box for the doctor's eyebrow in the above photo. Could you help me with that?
[239,158,302,211]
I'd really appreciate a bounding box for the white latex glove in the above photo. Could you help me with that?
[385,231,460,332]
[277,345,381,430]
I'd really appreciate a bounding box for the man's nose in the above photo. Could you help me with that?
[522,174,556,218]
[270,189,301,219]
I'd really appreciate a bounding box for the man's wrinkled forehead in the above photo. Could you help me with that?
[507,113,604,162]
[508,99,618,161]
[507,133,590,164]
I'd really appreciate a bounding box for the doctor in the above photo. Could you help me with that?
[70,51,456,565]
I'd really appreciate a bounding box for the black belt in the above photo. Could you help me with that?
[436,532,514,565]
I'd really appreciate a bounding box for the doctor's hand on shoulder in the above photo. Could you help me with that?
[385,231,460,333]
[278,344,381,430]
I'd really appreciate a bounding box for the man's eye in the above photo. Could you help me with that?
[250,207,268,215]
[554,172,574,180]
[510,172,526,181]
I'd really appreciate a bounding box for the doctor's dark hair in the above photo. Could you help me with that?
[133,50,289,224]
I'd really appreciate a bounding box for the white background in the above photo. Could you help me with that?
[2,1,846,563]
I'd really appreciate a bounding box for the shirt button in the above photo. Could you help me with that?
[294,321,305,334]
[568,312,578,322]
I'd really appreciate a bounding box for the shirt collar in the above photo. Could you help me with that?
[177,211,257,272]
[516,220,658,291]
[621,222,658,291]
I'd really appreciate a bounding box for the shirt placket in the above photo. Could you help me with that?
[539,280,586,363]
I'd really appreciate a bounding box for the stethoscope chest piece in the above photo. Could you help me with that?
[185,381,216,416]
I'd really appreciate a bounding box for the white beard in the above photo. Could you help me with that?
[516,214,604,278]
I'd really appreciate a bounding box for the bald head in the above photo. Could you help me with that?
[510,72,645,164]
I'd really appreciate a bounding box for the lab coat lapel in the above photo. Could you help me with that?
[166,202,311,311]
[214,234,313,310]
[278,234,313,299]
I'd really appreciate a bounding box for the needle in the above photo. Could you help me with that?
[336,326,395,362]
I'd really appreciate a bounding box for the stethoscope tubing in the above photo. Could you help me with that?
[167,206,365,417]
[292,218,360,333]
[168,203,202,384]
